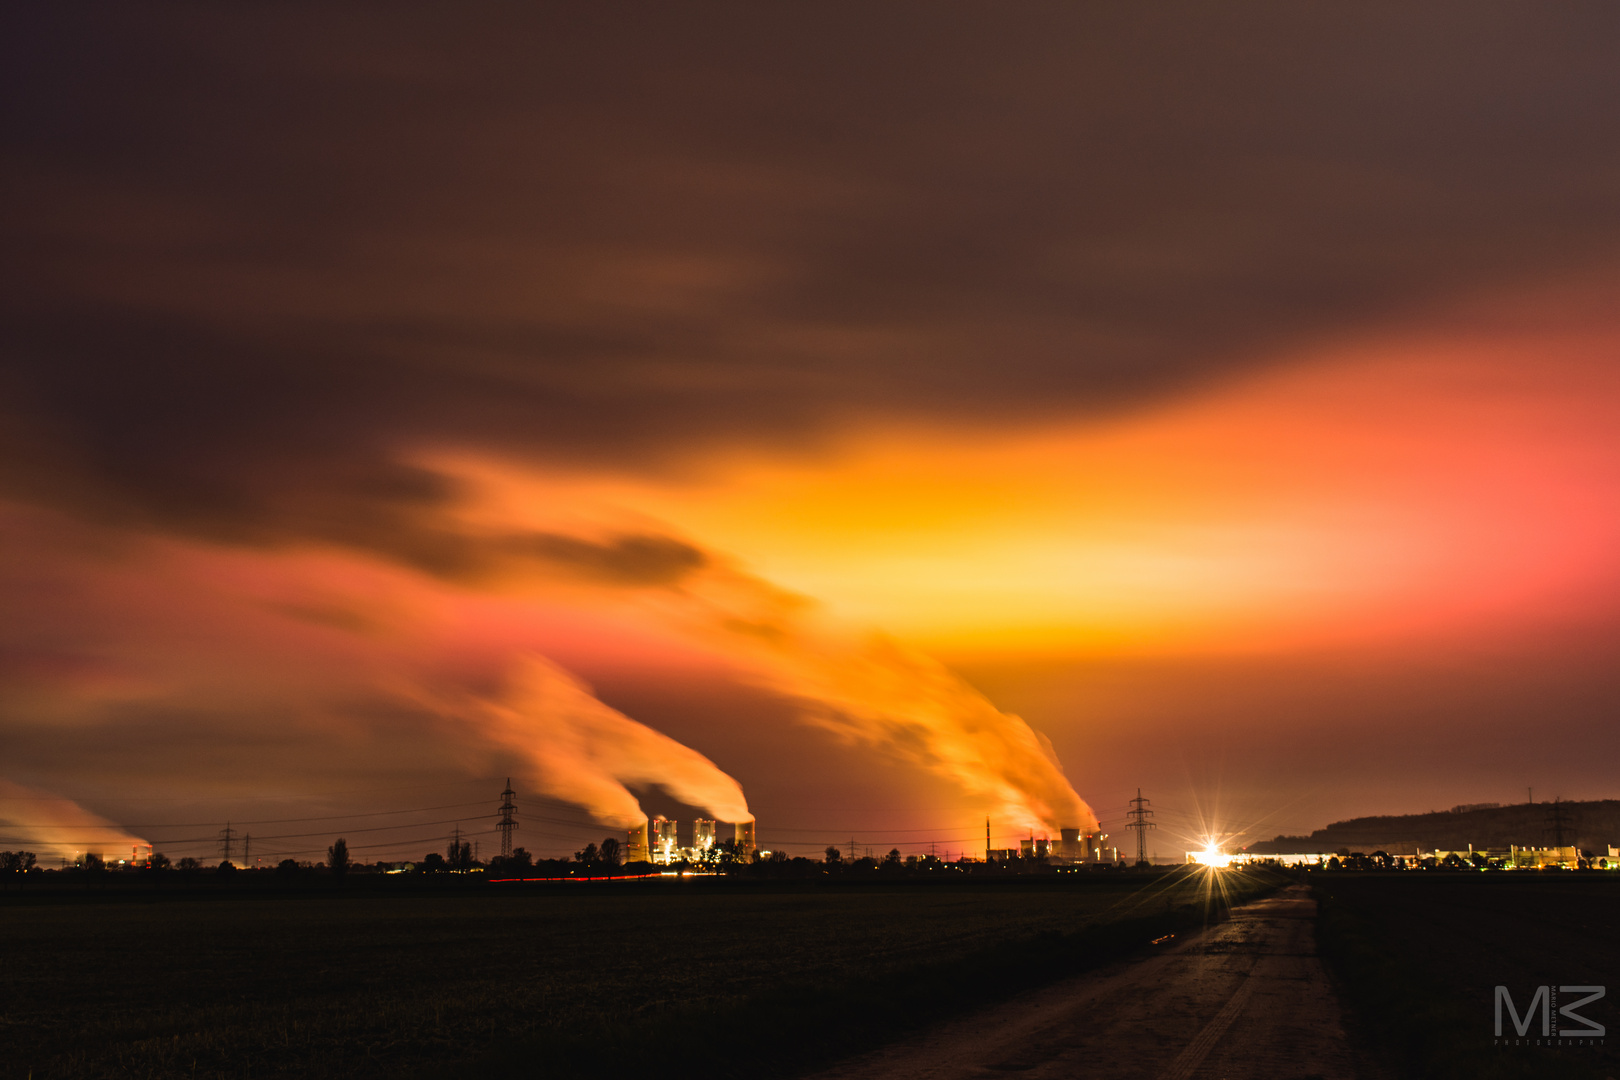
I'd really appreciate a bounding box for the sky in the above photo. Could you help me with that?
[4,5,1620,864]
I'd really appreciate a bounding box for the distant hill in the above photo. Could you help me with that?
[1242,800,1620,856]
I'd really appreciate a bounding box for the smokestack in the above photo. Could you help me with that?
[734,819,756,856]
[626,819,650,863]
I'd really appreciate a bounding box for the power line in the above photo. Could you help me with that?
[0,800,498,831]
[1126,788,1155,867]
[0,777,513,805]
[1546,797,1574,849]
[497,779,517,858]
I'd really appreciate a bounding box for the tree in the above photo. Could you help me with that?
[886,848,901,866]
[0,851,33,889]
[276,858,300,879]
[574,842,599,866]
[150,852,171,871]
[824,846,841,865]
[216,860,237,878]
[598,837,621,868]
[420,852,447,873]
[447,838,473,871]
[489,846,533,876]
[328,838,350,878]
[83,853,105,872]
[178,856,201,873]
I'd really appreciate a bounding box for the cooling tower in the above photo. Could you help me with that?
[734,819,756,856]
[626,819,650,863]
[693,818,716,851]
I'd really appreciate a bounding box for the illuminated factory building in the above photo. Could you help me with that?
[625,817,757,865]
[991,826,1113,864]
[652,816,678,861]
[693,818,716,852]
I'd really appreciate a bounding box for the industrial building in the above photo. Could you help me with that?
[625,817,757,865]
[652,816,677,861]
[693,818,716,852]
[990,827,1114,864]
[626,820,650,863]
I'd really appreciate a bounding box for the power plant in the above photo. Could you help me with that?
[652,816,678,861]
[623,816,757,865]
[626,820,651,863]
[987,822,1115,865]
[693,818,715,851]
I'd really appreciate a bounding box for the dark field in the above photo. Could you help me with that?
[2,870,1279,1079]
[1314,872,1620,1080]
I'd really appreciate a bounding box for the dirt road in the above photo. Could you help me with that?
[811,884,1359,1080]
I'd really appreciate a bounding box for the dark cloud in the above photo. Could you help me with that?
[506,533,707,588]
[4,5,1620,549]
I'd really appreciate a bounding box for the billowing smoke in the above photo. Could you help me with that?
[434,656,751,829]
[743,632,1096,835]
[657,562,1098,835]
[380,511,1096,836]
[0,778,150,862]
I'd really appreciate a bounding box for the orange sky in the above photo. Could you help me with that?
[7,8,1620,862]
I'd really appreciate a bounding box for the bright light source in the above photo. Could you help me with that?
[1190,845,1232,869]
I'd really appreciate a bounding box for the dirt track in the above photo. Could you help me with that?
[811,884,1359,1080]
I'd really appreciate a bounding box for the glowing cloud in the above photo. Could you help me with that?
[432,655,750,830]
[396,461,1101,836]
[0,779,150,863]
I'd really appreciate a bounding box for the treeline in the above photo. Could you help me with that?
[4,839,1144,887]
[1245,798,1620,855]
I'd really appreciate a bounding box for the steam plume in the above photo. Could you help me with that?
[0,778,150,862]
[667,565,1097,835]
[448,656,750,829]
[748,634,1095,835]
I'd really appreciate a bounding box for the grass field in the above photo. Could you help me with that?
[1313,872,1620,1080]
[2,868,1281,1079]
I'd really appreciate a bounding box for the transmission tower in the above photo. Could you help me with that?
[243,833,251,868]
[1546,797,1574,849]
[1126,789,1155,867]
[219,822,236,864]
[497,779,518,857]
